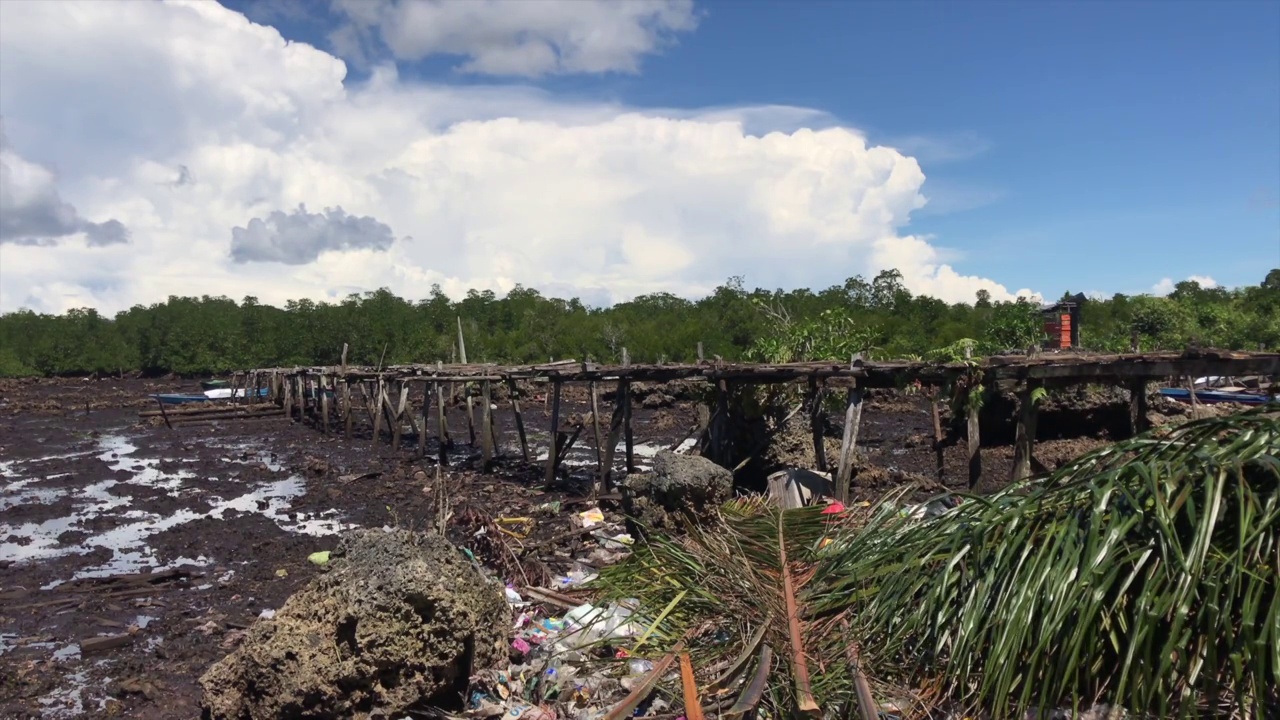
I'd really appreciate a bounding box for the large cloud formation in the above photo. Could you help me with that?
[0,0,1034,314]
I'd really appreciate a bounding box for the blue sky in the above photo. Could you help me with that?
[230,0,1280,298]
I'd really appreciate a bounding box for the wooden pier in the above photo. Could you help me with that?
[232,349,1280,501]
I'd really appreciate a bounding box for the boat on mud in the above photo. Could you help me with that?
[1157,375,1274,406]
[151,388,270,405]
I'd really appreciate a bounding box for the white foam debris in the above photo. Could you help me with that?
[1,435,349,576]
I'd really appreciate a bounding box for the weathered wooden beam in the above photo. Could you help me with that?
[392,381,410,450]
[590,381,604,476]
[621,349,634,472]
[295,374,305,423]
[320,374,331,435]
[506,377,530,463]
[342,380,353,439]
[599,382,627,493]
[1128,378,1149,437]
[808,376,828,473]
[545,379,563,485]
[709,379,730,466]
[967,392,982,491]
[371,378,384,445]
[930,397,944,482]
[435,381,450,466]
[834,387,863,504]
[480,380,494,469]
[1011,380,1040,483]
[419,380,431,459]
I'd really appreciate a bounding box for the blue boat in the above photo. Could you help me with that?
[150,388,270,405]
[151,393,212,405]
[1158,387,1272,406]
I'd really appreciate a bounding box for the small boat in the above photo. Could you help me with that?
[151,393,212,405]
[200,380,230,391]
[1158,388,1272,406]
[202,388,270,400]
[151,388,270,405]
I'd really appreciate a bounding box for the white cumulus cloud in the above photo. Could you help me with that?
[0,0,1031,315]
[1151,275,1219,296]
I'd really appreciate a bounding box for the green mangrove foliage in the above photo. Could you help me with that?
[1,269,1277,377]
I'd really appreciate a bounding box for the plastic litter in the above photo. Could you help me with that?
[307,550,331,565]
[577,508,604,528]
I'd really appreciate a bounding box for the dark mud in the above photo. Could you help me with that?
[1,376,1117,718]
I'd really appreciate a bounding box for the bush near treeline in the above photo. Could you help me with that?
[1,269,1278,378]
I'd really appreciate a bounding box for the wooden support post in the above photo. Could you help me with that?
[600,382,627,492]
[435,381,450,466]
[458,317,476,446]
[392,381,409,450]
[506,378,530,463]
[621,348,634,472]
[1011,380,1040,482]
[371,378,384,445]
[930,396,944,482]
[295,375,305,423]
[834,386,863,504]
[480,380,494,469]
[708,379,730,465]
[589,381,604,481]
[1128,378,1149,437]
[320,375,331,434]
[967,390,982,491]
[419,380,431,459]
[622,380,635,473]
[343,380,353,439]
[808,376,828,472]
[697,342,704,363]
[544,379,563,484]
[281,375,290,418]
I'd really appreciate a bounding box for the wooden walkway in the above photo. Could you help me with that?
[232,349,1280,501]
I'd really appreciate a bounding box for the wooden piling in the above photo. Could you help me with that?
[419,380,431,459]
[457,317,476,446]
[589,381,604,480]
[545,379,563,484]
[506,378,530,463]
[930,397,944,482]
[480,380,495,468]
[600,382,628,493]
[808,376,828,472]
[392,381,409,450]
[1011,381,1040,482]
[834,386,863,504]
[621,348,634,472]
[295,375,304,423]
[967,391,982,491]
[435,381,450,466]
[1128,378,1149,437]
[343,380,353,439]
[371,378,384,445]
[320,375,331,434]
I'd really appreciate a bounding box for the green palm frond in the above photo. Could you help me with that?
[593,408,1280,719]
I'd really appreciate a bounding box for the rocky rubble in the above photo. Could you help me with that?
[620,450,733,536]
[199,529,509,719]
